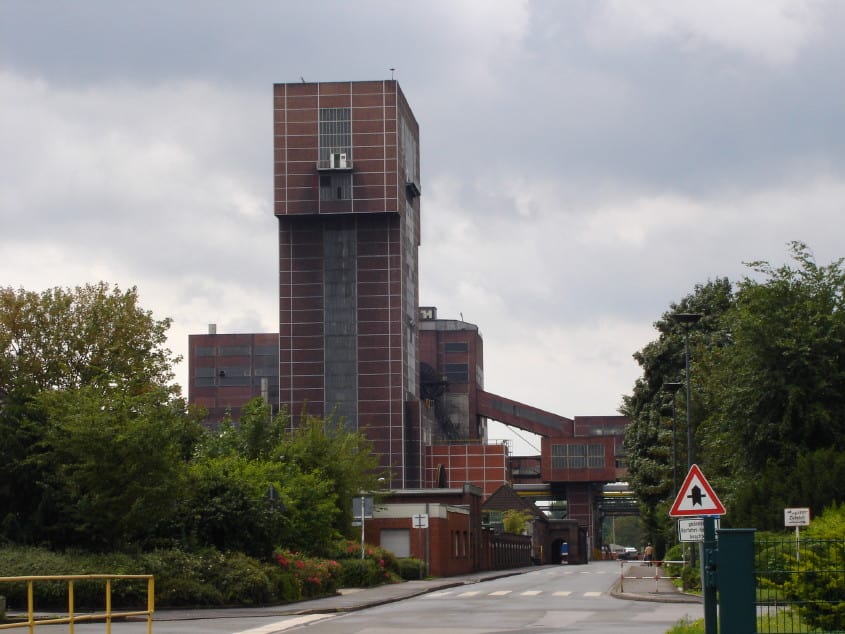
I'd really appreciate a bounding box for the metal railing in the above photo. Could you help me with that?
[617,559,685,594]
[0,574,154,633]
[755,538,845,633]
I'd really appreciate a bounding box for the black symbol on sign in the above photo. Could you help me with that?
[688,485,706,506]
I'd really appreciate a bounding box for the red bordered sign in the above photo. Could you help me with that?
[669,464,726,517]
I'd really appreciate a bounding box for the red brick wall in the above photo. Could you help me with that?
[425,444,510,497]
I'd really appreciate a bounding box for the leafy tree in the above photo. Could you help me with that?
[626,243,845,534]
[622,278,733,544]
[192,405,384,555]
[502,509,533,535]
[697,243,845,528]
[0,282,178,396]
[278,413,386,537]
[33,386,201,550]
[0,283,190,547]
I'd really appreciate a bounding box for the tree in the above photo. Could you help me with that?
[193,404,385,555]
[622,278,733,545]
[697,243,845,527]
[0,282,188,547]
[502,509,533,535]
[0,282,179,397]
[278,413,386,538]
[625,243,845,533]
[33,385,202,550]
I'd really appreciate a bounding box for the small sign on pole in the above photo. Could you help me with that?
[412,513,429,529]
[784,508,810,527]
[785,507,810,561]
[678,517,720,542]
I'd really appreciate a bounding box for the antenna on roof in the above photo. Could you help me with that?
[390,68,395,80]
[300,76,306,83]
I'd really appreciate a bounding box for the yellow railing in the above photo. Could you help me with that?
[0,574,154,633]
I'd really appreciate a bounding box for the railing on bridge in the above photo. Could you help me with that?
[0,574,154,633]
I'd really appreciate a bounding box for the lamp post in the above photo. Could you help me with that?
[671,313,703,468]
[662,381,683,495]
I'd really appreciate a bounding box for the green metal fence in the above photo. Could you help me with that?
[755,538,845,633]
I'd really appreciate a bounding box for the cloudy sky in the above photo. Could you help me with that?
[2,1,844,453]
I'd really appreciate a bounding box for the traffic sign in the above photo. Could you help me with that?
[669,464,726,517]
[784,508,810,527]
[678,517,720,542]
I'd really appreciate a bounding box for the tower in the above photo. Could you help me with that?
[273,80,422,487]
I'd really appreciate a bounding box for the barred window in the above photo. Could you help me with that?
[551,444,605,469]
[319,107,351,162]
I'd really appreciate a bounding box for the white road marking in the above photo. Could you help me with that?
[233,614,333,633]
[489,590,512,596]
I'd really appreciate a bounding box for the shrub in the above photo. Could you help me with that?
[273,550,340,598]
[661,543,700,591]
[337,558,378,587]
[397,558,426,580]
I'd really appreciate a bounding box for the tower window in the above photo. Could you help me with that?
[319,107,351,164]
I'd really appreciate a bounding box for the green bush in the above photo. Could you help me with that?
[337,558,378,587]
[264,566,301,603]
[397,558,426,580]
[0,546,292,609]
[154,577,224,607]
[661,543,700,591]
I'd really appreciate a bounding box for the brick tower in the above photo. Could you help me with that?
[273,80,423,487]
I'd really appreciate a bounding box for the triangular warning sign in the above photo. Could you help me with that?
[669,464,726,517]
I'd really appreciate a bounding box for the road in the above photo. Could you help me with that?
[30,560,702,633]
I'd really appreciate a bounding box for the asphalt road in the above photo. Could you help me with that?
[21,560,702,634]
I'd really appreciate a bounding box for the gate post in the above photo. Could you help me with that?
[718,528,757,634]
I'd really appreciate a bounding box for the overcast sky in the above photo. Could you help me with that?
[3,1,844,453]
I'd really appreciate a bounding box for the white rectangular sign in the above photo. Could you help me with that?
[412,513,429,529]
[784,508,810,527]
[678,518,720,542]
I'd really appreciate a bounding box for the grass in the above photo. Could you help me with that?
[666,616,704,633]
[666,609,815,634]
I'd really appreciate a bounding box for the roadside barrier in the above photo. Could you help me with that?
[618,559,685,593]
[0,574,154,633]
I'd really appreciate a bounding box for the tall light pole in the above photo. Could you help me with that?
[662,382,683,495]
[671,313,702,469]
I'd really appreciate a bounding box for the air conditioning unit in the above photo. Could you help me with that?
[330,152,347,169]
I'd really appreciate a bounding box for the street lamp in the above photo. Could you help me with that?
[670,313,703,469]
[662,381,683,495]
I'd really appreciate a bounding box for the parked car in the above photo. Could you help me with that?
[616,546,639,560]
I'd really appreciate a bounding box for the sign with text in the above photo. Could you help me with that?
[784,507,810,527]
[678,518,720,542]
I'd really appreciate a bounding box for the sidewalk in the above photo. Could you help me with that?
[609,563,702,604]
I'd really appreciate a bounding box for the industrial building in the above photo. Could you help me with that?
[188,80,631,573]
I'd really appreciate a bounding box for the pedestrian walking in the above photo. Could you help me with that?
[643,543,654,567]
